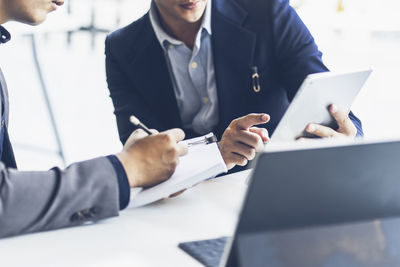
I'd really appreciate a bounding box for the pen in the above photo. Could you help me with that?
[129,115,217,146]
[187,134,218,147]
[129,115,153,135]
[251,66,261,93]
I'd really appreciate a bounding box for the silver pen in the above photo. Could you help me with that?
[129,115,153,135]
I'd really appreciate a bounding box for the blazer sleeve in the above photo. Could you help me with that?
[105,35,160,144]
[270,0,363,136]
[0,157,120,238]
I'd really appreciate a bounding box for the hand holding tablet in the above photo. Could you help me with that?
[270,69,372,143]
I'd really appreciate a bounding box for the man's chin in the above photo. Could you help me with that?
[14,15,47,26]
[182,14,203,24]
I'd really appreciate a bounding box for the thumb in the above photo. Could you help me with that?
[329,104,356,135]
[150,129,159,134]
[130,128,148,141]
[233,113,270,130]
[162,128,186,143]
[124,128,148,148]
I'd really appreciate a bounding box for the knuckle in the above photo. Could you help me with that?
[243,147,253,158]
[165,133,173,143]
[159,133,173,144]
[170,147,179,158]
[248,149,256,160]
[170,160,178,170]
[249,134,261,146]
[166,147,178,160]
[165,168,175,178]
[164,163,177,178]
[238,158,248,166]
[231,118,240,127]
[224,128,235,138]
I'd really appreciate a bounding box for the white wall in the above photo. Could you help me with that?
[0,0,398,170]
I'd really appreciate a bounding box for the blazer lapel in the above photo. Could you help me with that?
[1,127,17,168]
[0,68,17,168]
[127,15,182,130]
[211,0,257,135]
[0,68,10,126]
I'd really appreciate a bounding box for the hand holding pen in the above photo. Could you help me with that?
[126,115,189,196]
[116,116,188,188]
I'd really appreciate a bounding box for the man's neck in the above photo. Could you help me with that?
[157,11,203,50]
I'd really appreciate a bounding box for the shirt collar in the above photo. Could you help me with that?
[149,0,212,50]
[0,26,11,44]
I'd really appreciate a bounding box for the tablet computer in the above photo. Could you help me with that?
[270,69,372,142]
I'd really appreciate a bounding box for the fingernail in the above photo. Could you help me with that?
[307,124,316,133]
[331,104,338,113]
[261,114,269,121]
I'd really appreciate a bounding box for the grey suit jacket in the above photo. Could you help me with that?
[0,68,120,238]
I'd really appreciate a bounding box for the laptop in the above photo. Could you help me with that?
[179,139,400,267]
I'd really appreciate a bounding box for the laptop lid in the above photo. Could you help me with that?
[220,139,400,266]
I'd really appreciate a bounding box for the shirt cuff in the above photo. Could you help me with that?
[107,155,130,210]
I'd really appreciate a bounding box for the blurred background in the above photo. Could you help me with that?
[0,0,399,170]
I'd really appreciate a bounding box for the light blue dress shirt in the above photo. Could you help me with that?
[149,1,219,135]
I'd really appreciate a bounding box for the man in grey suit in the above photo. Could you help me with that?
[0,0,188,238]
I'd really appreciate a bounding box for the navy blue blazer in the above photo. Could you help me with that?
[105,0,363,145]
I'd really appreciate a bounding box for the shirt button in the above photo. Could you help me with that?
[1,120,4,127]
[168,44,173,49]
[190,62,198,69]
[203,97,209,104]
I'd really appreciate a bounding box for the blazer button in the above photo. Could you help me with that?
[89,207,99,218]
[70,211,84,222]
[81,209,91,219]
[89,207,98,215]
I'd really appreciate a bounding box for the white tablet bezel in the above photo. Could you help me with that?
[270,69,372,143]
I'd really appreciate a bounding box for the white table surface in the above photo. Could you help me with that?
[0,170,251,267]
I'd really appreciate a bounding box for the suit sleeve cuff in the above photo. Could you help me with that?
[107,155,130,210]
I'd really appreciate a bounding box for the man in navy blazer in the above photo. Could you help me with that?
[106,0,363,170]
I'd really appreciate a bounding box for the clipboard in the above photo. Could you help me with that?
[129,133,227,208]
